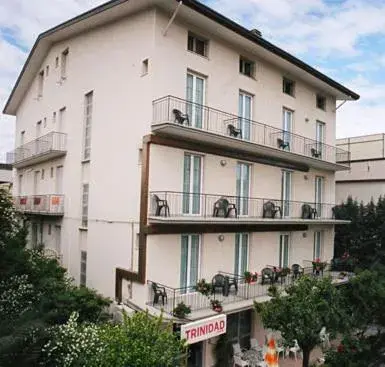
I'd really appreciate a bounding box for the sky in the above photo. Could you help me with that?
[1,0,385,161]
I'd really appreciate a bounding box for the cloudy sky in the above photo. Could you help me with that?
[1,0,385,161]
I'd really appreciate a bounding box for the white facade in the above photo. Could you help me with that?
[4,1,358,366]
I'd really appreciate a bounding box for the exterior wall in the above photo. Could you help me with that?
[336,182,385,204]
[337,134,385,161]
[0,167,12,184]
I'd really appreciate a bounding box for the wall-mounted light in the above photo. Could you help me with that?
[218,234,225,242]
[305,117,309,122]
[302,232,307,238]
[220,160,227,167]
[304,175,308,180]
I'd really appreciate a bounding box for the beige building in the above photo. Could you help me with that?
[336,134,385,204]
[0,163,12,188]
[4,0,358,365]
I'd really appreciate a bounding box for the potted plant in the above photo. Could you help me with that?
[244,271,258,283]
[195,279,212,296]
[279,267,291,277]
[312,258,327,274]
[173,302,191,318]
[210,299,223,312]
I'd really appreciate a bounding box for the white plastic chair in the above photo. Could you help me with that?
[286,339,301,360]
[319,327,330,348]
[250,338,259,350]
[276,344,285,359]
[233,343,243,356]
[234,355,250,367]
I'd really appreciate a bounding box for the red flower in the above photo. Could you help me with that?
[337,344,344,353]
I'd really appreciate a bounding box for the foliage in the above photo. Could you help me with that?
[255,276,345,367]
[210,299,223,312]
[195,278,212,296]
[42,311,187,367]
[213,334,233,367]
[244,271,258,282]
[173,302,191,318]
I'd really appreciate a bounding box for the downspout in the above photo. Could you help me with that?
[163,1,183,36]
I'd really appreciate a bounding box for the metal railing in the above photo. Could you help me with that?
[14,195,65,215]
[7,132,67,165]
[152,96,350,165]
[147,267,340,315]
[149,191,337,220]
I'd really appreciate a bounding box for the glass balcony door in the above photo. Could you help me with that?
[236,162,250,216]
[281,170,292,217]
[282,108,293,150]
[234,233,249,276]
[186,72,205,128]
[183,153,202,215]
[316,121,325,158]
[315,176,324,217]
[239,92,252,140]
[180,234,200,291]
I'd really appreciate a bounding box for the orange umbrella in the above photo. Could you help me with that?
[265,337,279,367]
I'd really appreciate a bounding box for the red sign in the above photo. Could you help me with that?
[181,314,227,344]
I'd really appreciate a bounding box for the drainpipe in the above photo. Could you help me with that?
[163,1,183,36]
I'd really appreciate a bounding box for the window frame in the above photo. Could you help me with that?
[316,94,326,111]
[60,48,69,79]
[187,32,208,57]
[239,57,255,78]
[80,250,87,286]
[81,183,89,228]
[279,233,290,268]
[283,77,295,97]
[82,91,93,161]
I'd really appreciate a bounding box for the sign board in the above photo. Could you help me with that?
[180,314,227,344]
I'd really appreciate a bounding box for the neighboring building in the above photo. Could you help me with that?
[0,163,12,189]
[3,0,358,365]
[336,134,385,204]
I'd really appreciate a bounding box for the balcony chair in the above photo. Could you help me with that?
[152,194,170,217]
[291,264,304,280]
[286,339,302,360]
[152,282,167,306]
[212,274,227,296]
[225,275,238,295]
[277,138,290,150]
[213,197,237,218]
[262,201,282,219]
[227,124,242,138]
[172,109,190,126]
[311,147,322,158]
[261,267,275,285]
[301,203,317,219]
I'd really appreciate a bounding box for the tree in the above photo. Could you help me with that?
[42,311,187,367]
[255,276,345,367]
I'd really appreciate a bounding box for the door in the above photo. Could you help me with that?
[239,92,252,140]
[282,108,293,150]
[187,342,203,367]
[316,121,325,157]
[186,72,205,128]
[315,176,324,217]
[180,234,200,291]
[56,166,63,194]
[279,234,290,268]
[183,154,202,215]
[58,107,66,133]
[314,231,322,260]
[33,171,40,195]
[234,233,249,276]
[281,171,292,217]
[236,162,250,216]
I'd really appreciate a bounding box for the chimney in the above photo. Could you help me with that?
[250,28,262,37]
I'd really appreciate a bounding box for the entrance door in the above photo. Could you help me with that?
[186,72,205,128]
[239,92,252,140]
[281,170,291,217]
[187,342,203,367]
[56,166,63,194]
[180,234,200,290]
[282,108,293,150]
[183,154,202,215]
[236,162,250,216]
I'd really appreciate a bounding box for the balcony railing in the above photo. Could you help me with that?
[147,267,345,316]
[14,195,64,215]
[152,96,350,165]
[7,132,67,166]
[149,191,337,221]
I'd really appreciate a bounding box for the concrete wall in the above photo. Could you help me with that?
[337,134,385,161]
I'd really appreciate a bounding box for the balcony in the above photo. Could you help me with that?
[152,96,350,172]
[148,191,348,226]
[147,267,350,320]
[14,195,64,216]
[7,132,67,168]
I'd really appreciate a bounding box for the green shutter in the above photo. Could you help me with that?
[234,233,240,275]
[183,155,191,214]
[195,77,204,128]
[192,156,201,214]
[240,234,248,275]
[190,235,199,287]
[283,236,289,267]
[180,235,188,289]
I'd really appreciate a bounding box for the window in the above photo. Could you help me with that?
[239,57,255,78]
[80,251,87,286]
[55,56,59,68]
[316,94,326,110]
[58,107,66,132]
[183,153,202,214]
[314,231,323,260]
[236,162,250,215]
[234,233,249,276]
[315,120,325,158]
[61,48,69,79]
[141,58,149,75]
[187,32,208,57]
[180,234,200,291]
[36,121,42,138]
[279,234,290,268]
[239,92,253,140]
[20,131,25,146]
[81,183,89,227]
[186,72,205,128]
[283,77,295,96]
[282,108,293,150]
[48,224,52,235]
[227,310,252,348]
[315,176,324,217]
[41,169,45,180]
[43,117,47,127]
[46,65,49,76]
[37,70,44,97]
[281,170,292,217]
[50,167,54,178]
[53,111,57,124]
[83,91,93,160]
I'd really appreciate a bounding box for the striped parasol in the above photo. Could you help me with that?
[265,337,279,367]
